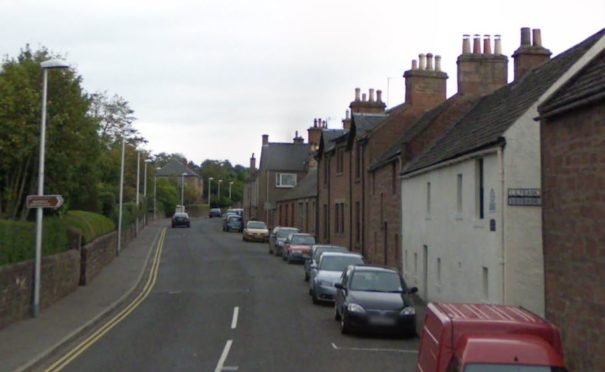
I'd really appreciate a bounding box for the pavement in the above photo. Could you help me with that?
[0,218,168,372]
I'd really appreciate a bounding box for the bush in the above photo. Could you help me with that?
[63,210,115,245]
[0,218,68,266]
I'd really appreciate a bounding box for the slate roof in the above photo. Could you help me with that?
[351,113,388,138]
[319,129,347,154]
[539,46,605,117]
[404,28,605,175]
[259,142,310,171]
[157,159,199,177]
[278,168,318,202]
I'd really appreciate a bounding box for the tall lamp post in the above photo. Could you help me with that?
[154,167,160,219]
[33,59,69,317]
[207,177,214,205]
[180,172,187,210]
[144,159,152,225]
[218,179,223,200]
[117,134,126,257]
[229,181,234,200]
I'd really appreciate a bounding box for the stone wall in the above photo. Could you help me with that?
[0,250,80,329]
[80,232,117,285]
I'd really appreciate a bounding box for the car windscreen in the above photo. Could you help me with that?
[319,256,363,271]
[465,365,566,372]
[276,228,298,238]
[291,235,315,245]
[314,246,347,261]
[349,271,403,292]
[174,213,188,219]
[247,222,267,229]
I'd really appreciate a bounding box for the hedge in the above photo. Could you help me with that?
[63,210,115,245]
[0,218,68,266]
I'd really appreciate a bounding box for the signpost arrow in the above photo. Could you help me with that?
[26,195,64,209]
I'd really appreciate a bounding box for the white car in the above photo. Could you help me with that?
[242,220,269,242]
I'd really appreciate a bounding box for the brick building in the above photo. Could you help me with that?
[275,168,318,236]
[537,30,605,372]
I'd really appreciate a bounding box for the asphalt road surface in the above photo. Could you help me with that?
[59,218,419,371]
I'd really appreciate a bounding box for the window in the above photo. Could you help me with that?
[476,158,484,219]
[323,158,329,187]
[457,174,463,215]
[380,193,384,223]
[355,144,362,179]
[392,163,397,194]
[426,182,431,216]
[334,204,339,234]
[336,148,344,173]
[276,173,297,188]
[334,203,345,234]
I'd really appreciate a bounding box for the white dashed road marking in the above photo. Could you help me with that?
[231,306,239,329]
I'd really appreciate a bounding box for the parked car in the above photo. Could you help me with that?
[242,220,269,242]
[417,303,567,372]
[268,226,300,256]
[283,233,316,263]
[208,208,222,218]
[334,265,417,337]
[224,215,243,232]
[225,208,244,217]
[222,212,239,230]
[171,212,191,228]
[309,252,364,304]
[304,244,348,281]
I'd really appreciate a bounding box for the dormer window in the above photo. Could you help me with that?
[276,173,297,188]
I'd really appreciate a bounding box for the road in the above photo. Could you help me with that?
[54,218,419,371]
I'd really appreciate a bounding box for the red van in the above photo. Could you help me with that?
[417,303,567,372]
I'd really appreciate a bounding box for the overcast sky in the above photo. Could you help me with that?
[2,0,603,166]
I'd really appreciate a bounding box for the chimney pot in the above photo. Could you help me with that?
[313,118,317,127]
[426,53,434,70]
[494,35,502,55]
[462,34,471,54]
[473,34,481,54]
[376,90,382,103]
[323,120,327,128]
[346,110,350,119]
[262,134,269,146]
[520,27,531,46]
[354,88,361,101]
[362,93,367,102]
[435,55,442,71]
[412,59,418,70]
[532,29,542,47]
[419,53,426,70]
[369,88,375,102]
[483,35,492,54]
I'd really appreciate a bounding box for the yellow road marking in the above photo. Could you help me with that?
[45,228,167,372]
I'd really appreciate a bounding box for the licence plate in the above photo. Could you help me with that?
[369,316,396,325]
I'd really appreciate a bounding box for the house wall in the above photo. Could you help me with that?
[276,197,317,236]
[502,109,545,316]
[541,103,605,372]
[330,143,351,248]
[258,169,307,228]
[401,152,503,304]
[350,141,366,255]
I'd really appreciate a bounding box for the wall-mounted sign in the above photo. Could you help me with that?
[507,188,541,206]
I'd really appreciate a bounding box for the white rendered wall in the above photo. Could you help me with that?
[401,152,503,305]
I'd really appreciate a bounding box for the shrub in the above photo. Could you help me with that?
[63,210,115,245]
[0,218,68,266]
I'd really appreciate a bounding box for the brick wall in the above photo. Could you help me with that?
[330,143,351,248]
[0,250,80,330]
[541,103,605,372]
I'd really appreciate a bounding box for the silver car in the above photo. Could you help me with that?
[304,244,348,282]
[309,252,364,304]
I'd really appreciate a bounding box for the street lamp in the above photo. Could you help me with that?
[154,167,160,219]
[144,159,152,224]
[181,172,187,210]
[207,177,214,205]
[229,181,234,200]
[33,59,69,318]
[218,179,223,200]
[135,150,141,234]
[117,135,126,257]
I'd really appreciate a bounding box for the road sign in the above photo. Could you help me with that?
[26,195,64,209]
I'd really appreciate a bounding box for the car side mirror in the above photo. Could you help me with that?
[334,283,343,290]
[408,287,418,294]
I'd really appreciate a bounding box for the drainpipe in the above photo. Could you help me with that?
[498,145,506,304]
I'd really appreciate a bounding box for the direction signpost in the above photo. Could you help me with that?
[26,195,64,209]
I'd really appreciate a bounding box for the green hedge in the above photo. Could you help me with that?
[63,210,115,245]
[0,218,68,266]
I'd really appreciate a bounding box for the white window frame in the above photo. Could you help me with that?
[276,173,297,188]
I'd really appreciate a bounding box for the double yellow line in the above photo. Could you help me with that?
[45,228,167,372]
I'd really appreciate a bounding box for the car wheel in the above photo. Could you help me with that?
[334,305,341,321]
[340,315,350,335]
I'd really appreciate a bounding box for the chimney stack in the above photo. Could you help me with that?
[308,118,322,147]
[462,34,471,54]
[350,87,386,114]
[249,153,256,174]
[494,35,502,55]
[403,51,448,108]
[355,88,361,101]
[513,27,551,81]
[376,90,383,103]
[262,134,269,146]
[457,32,508,96]
[369,88,375,102]
[293,130,304,144]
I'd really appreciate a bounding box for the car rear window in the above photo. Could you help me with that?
[248,221,267,229]
[277,228,298,238]
[291,235,315,245]
[320,256,363,271]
